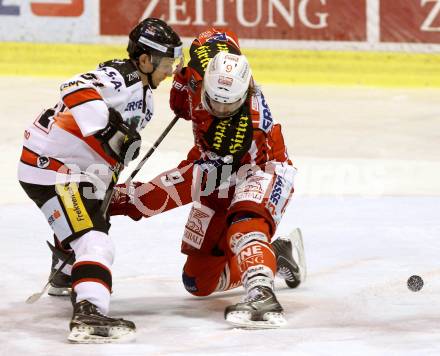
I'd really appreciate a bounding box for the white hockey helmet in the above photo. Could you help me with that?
[201,51,252,118]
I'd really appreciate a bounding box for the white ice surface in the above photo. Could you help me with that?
[0,197,439,355]
[1,79,439,355]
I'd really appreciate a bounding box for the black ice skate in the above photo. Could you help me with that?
[272,228,307,288]
[68,300,136,343]
[47,241,73,296]
[224,286,286,329]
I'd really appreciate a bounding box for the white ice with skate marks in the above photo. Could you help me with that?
[225,311,287,329]
[1,197,440,355]
[1,79,440,354]
[68,324,136,344]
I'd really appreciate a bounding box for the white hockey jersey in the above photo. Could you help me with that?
[18,59,153,190]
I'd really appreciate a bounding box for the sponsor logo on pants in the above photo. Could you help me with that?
[56,183,93,233]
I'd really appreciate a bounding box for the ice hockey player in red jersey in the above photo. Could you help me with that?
[18,18,183,343]
[110,28,304,328]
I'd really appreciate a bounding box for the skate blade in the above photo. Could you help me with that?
[226,311,287,329]
[68,326,136,344]
[289,228,307,283]
[48,286,71,297]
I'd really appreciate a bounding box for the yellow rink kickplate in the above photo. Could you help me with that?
[1,42,440,87]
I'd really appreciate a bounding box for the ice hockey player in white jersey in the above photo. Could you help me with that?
[17,18,183,343]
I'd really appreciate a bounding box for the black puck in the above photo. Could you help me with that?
[407,275,423,292]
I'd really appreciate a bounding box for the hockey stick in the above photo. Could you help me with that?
[126,115,180,184]
[100,162,123,218]
[100,115,179,217]
[26,246,74,304]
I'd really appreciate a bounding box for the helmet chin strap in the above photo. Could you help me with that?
[146,71,157,90]
[136,56,158,90]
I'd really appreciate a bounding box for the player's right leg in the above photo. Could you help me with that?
[19,181,135,343]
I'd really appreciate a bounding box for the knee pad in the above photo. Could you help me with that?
[226,215,276,290]
[182,254,229,297]
[70,230,115,268]
[182,270,200,296]
[182,269,218,297]
[227,215,271,255]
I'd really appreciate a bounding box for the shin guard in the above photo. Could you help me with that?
[227,217,277,293]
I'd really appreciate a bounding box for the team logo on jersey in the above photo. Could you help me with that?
[37,156,50,169]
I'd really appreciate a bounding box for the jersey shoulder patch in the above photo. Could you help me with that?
[254,89,274,134]
[98,59,141,88]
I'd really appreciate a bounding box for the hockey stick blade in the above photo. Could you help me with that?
[26,282,50,304]
[25,242,74,304]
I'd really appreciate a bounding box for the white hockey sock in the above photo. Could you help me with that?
[74,282,111,314]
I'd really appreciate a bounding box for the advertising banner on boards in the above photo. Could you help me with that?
[380,0,440,43]
[0,0,439,50]
[100,0,367,41]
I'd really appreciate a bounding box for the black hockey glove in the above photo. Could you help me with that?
[95,107,141,166]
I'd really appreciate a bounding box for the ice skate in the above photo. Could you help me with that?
[224,286,286,329]
[272,228,307,288]
[47,241,72,297]
[68,300,136,344]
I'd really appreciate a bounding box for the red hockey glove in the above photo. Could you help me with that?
[109,181,143,221]
[170,68,191,121]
